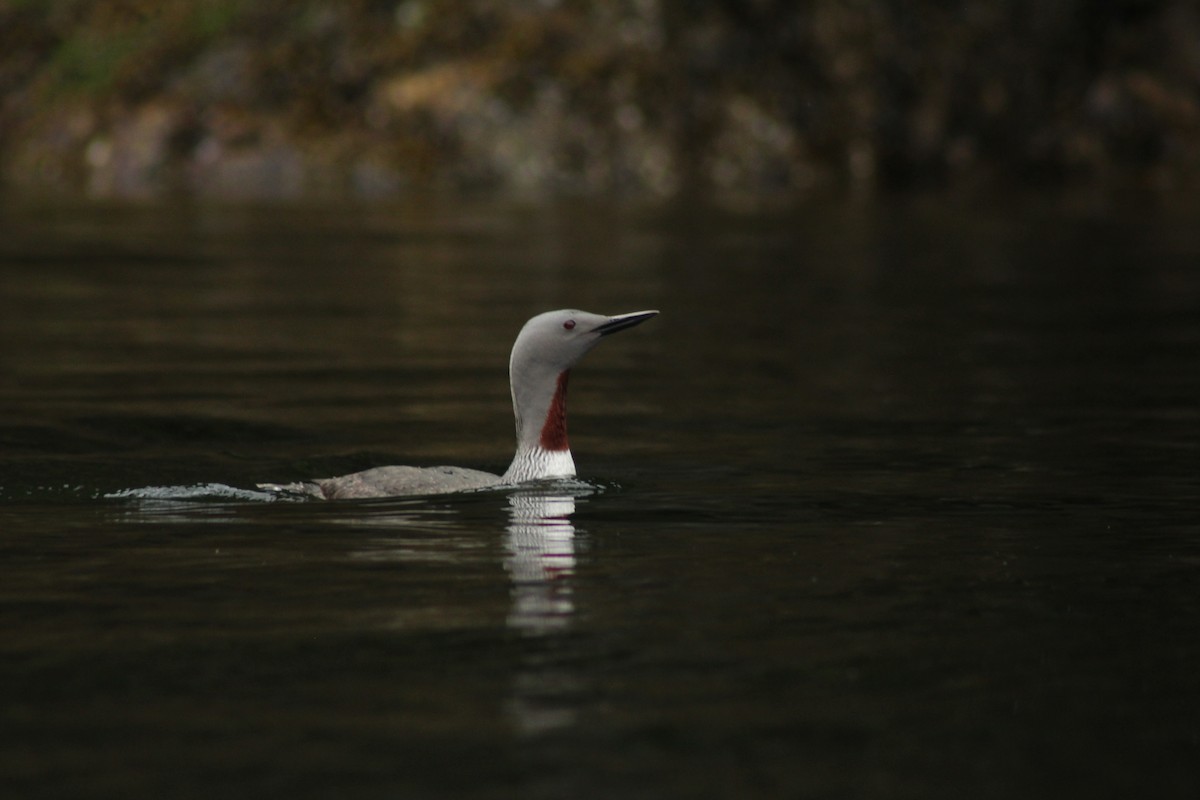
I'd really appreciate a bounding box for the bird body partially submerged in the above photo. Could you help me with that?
[259,309,657,499]
[261,465,501,500]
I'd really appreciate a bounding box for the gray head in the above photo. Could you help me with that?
[510,309,658,375]
[508,309,658,453]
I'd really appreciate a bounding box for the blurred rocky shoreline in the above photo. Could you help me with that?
[3,1,1199,200]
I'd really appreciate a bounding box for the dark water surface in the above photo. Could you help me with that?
[1,197,1198,798]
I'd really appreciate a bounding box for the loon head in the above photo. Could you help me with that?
[504,309,658,481]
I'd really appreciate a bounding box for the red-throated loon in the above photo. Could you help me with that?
[259,309,658,499]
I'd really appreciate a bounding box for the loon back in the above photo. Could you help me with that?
[261,465,500,500]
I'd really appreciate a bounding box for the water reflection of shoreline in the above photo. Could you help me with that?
[504,484,592,736]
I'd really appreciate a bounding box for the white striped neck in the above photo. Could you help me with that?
[502,369,575,483]
[501,446,576,484]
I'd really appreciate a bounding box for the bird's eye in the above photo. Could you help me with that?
[563,320,576,330]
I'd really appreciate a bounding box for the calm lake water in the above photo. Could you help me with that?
[1,195,1198,799]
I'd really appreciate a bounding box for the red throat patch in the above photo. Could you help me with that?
[538,371,570,451]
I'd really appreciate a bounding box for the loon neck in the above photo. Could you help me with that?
[502,370,576,483]
[501,445,576,484]
[538,371,570,451]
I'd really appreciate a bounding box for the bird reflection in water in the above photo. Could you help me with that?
[504,483,593,736]
[503,484,590,634]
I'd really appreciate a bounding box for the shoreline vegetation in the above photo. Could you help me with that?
[2,1,1199,201]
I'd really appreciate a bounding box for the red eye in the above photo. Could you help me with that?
[563,320,576,330]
